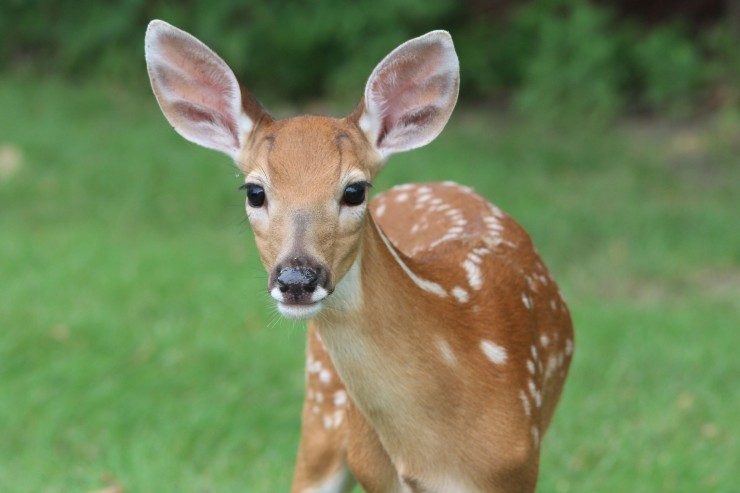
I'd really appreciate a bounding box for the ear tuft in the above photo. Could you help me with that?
[358,31,459,159]
[145,20,260,159]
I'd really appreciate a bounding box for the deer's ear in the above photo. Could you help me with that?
[355,31,459,159]
[145,20,268,159]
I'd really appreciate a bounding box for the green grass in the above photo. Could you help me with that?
[1,76,738,492]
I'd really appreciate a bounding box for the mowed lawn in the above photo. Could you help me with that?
[1,76,738,492]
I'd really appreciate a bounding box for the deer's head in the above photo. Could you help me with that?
[145,21,459,319]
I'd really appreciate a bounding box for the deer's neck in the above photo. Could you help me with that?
[317,212,425,339]
[315,213,446,443]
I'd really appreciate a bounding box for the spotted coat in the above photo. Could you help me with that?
[296,182,574,493]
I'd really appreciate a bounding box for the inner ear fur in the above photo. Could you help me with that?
[145,20,271,159]
[352,31,460,159]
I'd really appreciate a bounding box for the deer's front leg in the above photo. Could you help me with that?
[291,323,355,493]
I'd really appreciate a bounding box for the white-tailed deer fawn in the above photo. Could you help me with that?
[145,20,573,493]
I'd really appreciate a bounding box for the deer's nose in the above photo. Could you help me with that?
[277,266,319,297]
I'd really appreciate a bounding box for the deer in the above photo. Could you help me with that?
[145,20,574,493]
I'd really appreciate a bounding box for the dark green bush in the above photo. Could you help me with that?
[0,0,462,105]
[514,0,624,124]
[632,23,705,116]
[1,0,738,119]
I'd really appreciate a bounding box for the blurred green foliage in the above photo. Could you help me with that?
[1,0,739,119]
[632,23,705,116]
[1,73,738,493]
[514,0,625,123]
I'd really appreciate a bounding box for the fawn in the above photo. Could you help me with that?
[145,20,574,493]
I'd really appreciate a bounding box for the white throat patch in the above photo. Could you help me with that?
[325,257,363,312]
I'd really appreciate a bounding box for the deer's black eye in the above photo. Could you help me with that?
[342,182,370,206]
[240,183,266,208]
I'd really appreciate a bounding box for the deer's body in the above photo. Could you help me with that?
[145,22,573,493]
[294,183,572,492]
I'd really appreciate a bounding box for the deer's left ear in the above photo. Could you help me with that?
[353,31,460,159]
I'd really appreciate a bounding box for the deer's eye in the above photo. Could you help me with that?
[240,183,266,208]
[342,182,370,206]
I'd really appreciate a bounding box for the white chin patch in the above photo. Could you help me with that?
[277,301,324,320]
[270,286,329,320]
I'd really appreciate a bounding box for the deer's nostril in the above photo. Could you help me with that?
[305,271,318,286]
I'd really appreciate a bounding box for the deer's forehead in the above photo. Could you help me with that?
[246,116,367,193]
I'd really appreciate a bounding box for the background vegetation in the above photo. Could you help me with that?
[2,0,740,117]
[1,0,738,492]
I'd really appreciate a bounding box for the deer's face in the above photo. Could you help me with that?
[145,20,458,320]
[239,116,378,319]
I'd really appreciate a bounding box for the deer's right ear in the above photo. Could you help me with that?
[352,31,459,160]
[145,20,266,160]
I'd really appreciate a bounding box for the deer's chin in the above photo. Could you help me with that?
[277,301,324,320]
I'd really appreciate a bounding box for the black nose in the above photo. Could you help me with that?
[277,266,319,297]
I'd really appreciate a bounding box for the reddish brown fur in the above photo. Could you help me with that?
[236,106,574,493]
[291,181,573,493]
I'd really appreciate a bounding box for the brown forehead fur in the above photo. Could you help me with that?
[239,115,376,201]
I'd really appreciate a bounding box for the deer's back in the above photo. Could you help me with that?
[371,182,574,431]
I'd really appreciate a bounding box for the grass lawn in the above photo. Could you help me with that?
[1,76,738,492]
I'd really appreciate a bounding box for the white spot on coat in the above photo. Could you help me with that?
[489,204,505,218]
[484,216,504,232]
[528,379,542,408]
[522,293,532,310]
[307,357,322,375]
[463,259,483,290]
[451,286,469,303]
[436,339,457,365]
[519,390,531,417]
[333,390,347,407]
[545,354,558,381]
[319,369,332,385]
[481,340,507,365]
[332,410,343,428]
[540,334,550,348]
[323,410,344,430]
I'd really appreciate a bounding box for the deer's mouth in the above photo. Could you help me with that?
[270,283,329,320]
[276,300,325,320]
